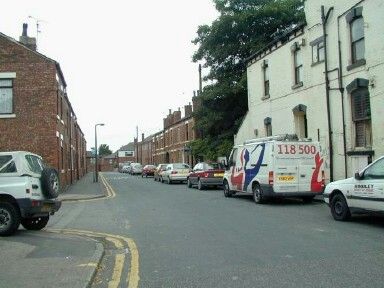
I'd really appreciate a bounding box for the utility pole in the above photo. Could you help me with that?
[198,64,202,95]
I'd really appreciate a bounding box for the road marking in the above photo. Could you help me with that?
[62,172,116,203]
[78,263,98,267]
[48,228,140,288]
[109,254,126,288]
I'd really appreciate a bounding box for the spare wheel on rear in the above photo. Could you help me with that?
[41,168,60,199]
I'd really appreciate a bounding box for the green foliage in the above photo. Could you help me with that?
[98,144,112,156]
[192,0,304,159]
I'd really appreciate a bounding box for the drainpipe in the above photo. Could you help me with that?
[321,5,334,182]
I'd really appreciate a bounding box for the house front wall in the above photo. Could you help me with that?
[237,0,384,181]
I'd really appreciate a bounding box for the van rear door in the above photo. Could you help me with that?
[274,142,299,193]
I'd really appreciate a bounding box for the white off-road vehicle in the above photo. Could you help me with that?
[0,151,61,236]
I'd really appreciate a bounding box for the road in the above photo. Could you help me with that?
[2,172,384,288]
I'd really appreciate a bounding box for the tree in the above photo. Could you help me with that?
[98,144,112,156]
[191,0,305,160]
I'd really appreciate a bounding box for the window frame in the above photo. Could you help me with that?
[293,47,303,86]
[262,60,270,98]
[0,79,14,114]
[350,16,365,64]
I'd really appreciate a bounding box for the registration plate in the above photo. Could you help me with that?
[214,173,224,177]
[278,176,295,181]
[41,204,52,212]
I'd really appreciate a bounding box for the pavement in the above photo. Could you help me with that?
[59,172,106,201]
[1,172,106,288]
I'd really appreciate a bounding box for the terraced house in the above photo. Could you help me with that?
[235,0,384,182]
[0,24,86,188]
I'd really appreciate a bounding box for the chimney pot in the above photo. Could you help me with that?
[22,23,28,37]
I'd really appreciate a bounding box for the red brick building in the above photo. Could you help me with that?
[0,24,86,188]
[135,100,198,167]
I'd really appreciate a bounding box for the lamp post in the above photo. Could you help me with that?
[94,123,105,182]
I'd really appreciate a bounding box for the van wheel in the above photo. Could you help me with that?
[330,193,351,221]
[21,216,49,231]
[0,202,20,236]
[253,184,265,204]
[223,181,233,198]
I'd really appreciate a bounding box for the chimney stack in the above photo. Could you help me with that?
[19,23,37,51]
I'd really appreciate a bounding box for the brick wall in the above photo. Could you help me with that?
[0,33,86,189]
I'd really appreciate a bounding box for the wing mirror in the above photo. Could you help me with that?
[354,172,363,180]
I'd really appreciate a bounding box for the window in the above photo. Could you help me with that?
[311,38,325,64]
[364,158,384,179]
[346,7,365,69]
[0,79,13,114]
[350,16,365,64]
[25,155,45,174]
[293,47,303,85]
[351,88,371,147]
[292,104,307,139]
[0,155,17,173]
[262,60,269,97]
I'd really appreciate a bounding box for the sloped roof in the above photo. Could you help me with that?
[118,142,135,151]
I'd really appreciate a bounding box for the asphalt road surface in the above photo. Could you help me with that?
[3,171,384,288]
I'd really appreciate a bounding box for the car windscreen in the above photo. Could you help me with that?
[173,163,189,169]
[25,155,45,174]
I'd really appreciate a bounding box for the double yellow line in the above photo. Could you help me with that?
[49,228,140,288]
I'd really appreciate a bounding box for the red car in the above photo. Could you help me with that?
[187,162,225,190]
[141,165,156,178]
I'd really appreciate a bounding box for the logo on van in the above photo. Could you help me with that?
[230,144,266,191]
[310,152,324,192]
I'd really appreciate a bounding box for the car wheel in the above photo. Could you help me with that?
[21,216,49,231]
[41,168,60,199]
[253,183,265,204]
[187,178,192,188]
[223,180,233,198]
[330,193,351,221]
[0,202,21,236]
[197,179,204,190]
[167,177,172,184]
[160,177,164,183]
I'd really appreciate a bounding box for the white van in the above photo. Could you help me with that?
[223,135,325,203]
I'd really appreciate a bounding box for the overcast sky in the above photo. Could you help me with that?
[1,1,218,151]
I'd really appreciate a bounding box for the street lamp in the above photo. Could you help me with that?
[94,123,105,182]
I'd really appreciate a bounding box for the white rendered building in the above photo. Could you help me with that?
[235,0,384,181]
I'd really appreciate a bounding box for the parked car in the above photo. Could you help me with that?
[324,155,384,221]
[0,151,61,236]
[142,165,156,178]
[121,165,131,173]
[130,163,143,175]
[187,162,225,190]
[154,164,168,181]
[223,134,325,203]
[160,163,191,184]
[119,162,131,173]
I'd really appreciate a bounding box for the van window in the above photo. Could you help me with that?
[229,148,238,166]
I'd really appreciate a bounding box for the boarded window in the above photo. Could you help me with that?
[351,88,371,147]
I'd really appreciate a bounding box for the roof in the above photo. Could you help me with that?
[245,22,306,65]
[118,142,135,151]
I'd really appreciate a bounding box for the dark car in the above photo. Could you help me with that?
[142,164,156,178]
[187,162,225,190]
[154,163,168,181]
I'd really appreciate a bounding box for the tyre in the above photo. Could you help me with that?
[167,177,172,184]
[253,183,265,204]
[41,168,60,199]
[21,216,49,231]
[187,178,192,188]
[160,177,164,183]
[141,174,143,178]
[302,196,314,203]
[197,179,204,190]
[0,202,21,236]
[223,180,233,198]
[330,193,351,221]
